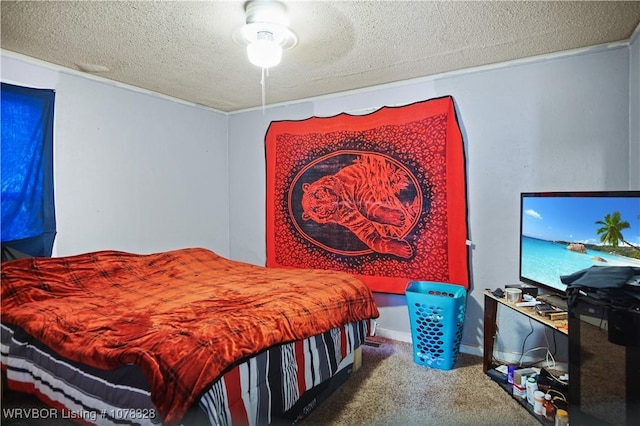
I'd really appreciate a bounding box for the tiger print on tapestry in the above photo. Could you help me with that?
[266,96,469,294]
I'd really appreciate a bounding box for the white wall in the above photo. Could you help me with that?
[630,27,640,188]
[228,44,637,362]
[3,37,637,365]
[1,53,231,257]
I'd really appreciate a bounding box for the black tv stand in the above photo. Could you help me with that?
[568,289,640,426]
[483,291,568,424]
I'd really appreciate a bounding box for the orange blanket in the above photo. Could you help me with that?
[0,248,379,425]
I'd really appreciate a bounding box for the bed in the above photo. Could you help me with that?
[0,247,379,425]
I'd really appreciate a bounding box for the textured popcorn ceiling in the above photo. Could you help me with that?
[2,1,640,112]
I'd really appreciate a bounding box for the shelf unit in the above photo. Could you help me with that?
[483,290,568,424]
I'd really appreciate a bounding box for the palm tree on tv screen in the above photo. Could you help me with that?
[595,211,640,252]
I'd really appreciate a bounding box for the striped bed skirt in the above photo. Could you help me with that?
[1,320,371,425]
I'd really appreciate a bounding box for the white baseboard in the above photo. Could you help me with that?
[374,327,411,343]
[372,328,565,367]
[374,327,481,357]
[459,343,482,357]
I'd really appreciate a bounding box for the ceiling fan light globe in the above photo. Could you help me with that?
[247,39,283,68]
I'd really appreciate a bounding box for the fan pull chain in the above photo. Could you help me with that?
[260,67,267,115]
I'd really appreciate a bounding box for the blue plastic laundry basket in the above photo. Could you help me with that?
[405,281,467,370]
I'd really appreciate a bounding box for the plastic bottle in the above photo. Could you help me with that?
[533,390,545,415]
[543,393,555,421]
[526,376,538,405]
[555,409,568,426]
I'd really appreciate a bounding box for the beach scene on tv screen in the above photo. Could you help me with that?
[521,195,640,291]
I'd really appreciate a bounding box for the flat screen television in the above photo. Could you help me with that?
[519,191,640,295]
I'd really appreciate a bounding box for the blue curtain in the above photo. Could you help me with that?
[1,82,56,257]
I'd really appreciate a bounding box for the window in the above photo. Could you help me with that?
[1,82,56,258]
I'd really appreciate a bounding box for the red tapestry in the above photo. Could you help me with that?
[265,96,469,294]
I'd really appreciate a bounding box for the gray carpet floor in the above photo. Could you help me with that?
[1,337,542,426]
[303,337,541,426]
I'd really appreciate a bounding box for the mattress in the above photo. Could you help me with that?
[1,320,371,426]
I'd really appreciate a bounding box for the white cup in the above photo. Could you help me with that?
[505,288,523,303]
